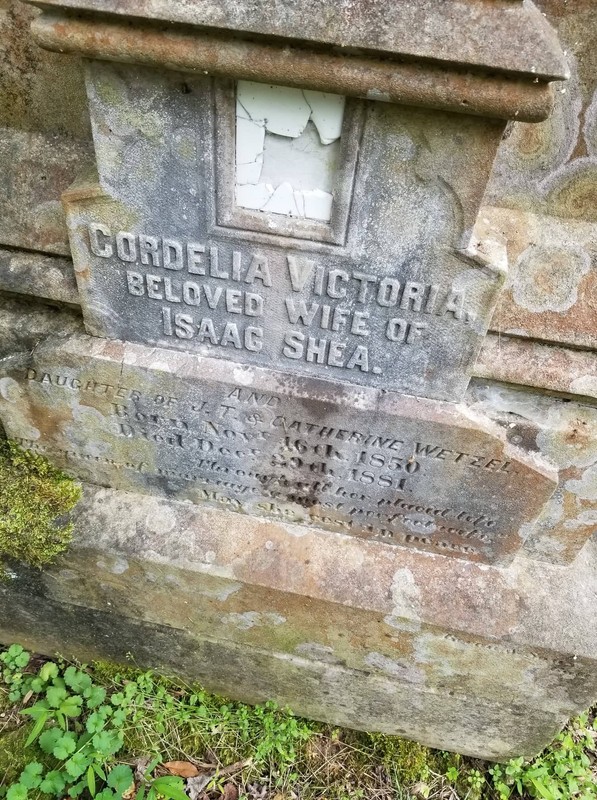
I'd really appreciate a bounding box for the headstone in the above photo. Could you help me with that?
[4,0,592,762]
[0,0,567,565]
[0,334,557,565]
[65,60,510,402]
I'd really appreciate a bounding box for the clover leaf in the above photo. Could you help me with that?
[65,751,92,779]
[6,784,28,800]
[107,764,134,793]
[92,730,123,757]
[46,686,68,709]
[53,731,78,760]
[40,771,67,796]
[60,694,83,718]
[64,666,92,693]
[39,662,59,682]
[39,728,63,755]
[19,763,43,789]
[85,685,107,709]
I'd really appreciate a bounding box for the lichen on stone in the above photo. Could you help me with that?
[0,438,81,577]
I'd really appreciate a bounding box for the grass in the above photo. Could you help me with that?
[0,645,596,800]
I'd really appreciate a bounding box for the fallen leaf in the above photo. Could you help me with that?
[222,784,238,800]
[186,774,212,800]
[134,757,151,782]
[122,782,136,800]
[218,758,252,776]
[246,785,267,799]
[163,760,200,778]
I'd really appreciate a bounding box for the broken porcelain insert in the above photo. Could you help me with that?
[235,81,345,223]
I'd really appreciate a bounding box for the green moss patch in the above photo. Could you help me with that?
[0,439,81,577]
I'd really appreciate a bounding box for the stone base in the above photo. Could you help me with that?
[1,482,596,760]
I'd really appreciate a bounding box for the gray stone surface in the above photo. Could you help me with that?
[2,0,595,764]
[0,125,92,255]
[64,61,509,402]
[27,0,568,82]
[0,295,81,359]
[0,248,78,304]
[0,0,90,138]
[1,481,597,759]
[0,333,557,565]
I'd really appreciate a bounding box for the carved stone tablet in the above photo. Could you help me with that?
[64,61,509,402]
[0,335,557,565]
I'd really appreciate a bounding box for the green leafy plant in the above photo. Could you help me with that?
[109,667,313,782]
[0,648,188,800]
[489,716,597,799]
[466,767,485,798]
[1,644,596,800]
[0,439,81,577]
[0,646,31,704]
[0,647,313,799]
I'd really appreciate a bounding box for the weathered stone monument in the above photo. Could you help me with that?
[0,0,596,760]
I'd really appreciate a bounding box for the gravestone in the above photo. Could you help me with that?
[0,0,565,565]
[0,334,557,564]
[65,66,507,402]
[2,0,594,761]
[0,61,561,562]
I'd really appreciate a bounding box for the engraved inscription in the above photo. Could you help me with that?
[0,338,557,566]
[78,222,494,400]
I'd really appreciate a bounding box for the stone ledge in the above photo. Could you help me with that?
[52,484,597,662]
[475,336,597,402]
[0,578,565,760]
[1,480,595,759]
[0,248,78,305]
[29,0,569,82]
[31,10,558,122]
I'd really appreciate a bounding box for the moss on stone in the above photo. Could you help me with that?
[364,731,439,785]
[0,724,32,787]
[0,439,81,577]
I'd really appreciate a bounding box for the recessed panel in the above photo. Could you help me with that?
[0,335,558,565]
